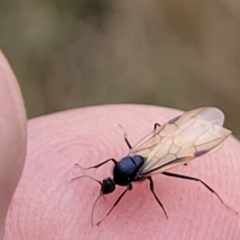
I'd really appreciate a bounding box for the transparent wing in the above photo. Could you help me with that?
[129,107,224,157]
[129,107,231,176]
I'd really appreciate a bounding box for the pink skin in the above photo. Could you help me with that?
[0,51,27,239]
[1,52,240,239]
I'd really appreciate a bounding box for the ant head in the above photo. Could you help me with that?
[101,177,115,194]
[71,174,116,225]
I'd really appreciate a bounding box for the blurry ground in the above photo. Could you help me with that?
[0,0,240,137]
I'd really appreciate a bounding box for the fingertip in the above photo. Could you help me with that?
[0,52,27,238]
[5,105,240,239]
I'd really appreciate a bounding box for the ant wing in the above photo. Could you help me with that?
[129,107,225,157]
[129,107,231,176]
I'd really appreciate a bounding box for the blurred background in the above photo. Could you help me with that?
[0,0,240,137]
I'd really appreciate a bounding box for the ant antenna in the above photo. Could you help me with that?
[71,175,102,185]
[91,193,103,226]
[71,174,106,226]
[96,185,131,225]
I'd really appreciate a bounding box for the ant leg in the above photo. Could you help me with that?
[147,177,168,219]
[119,123,161,149]
[75,158,117,170]
[96,184,132,225]
[154,123,161,130]
[162,172,237,214]
[119,124,132,149]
